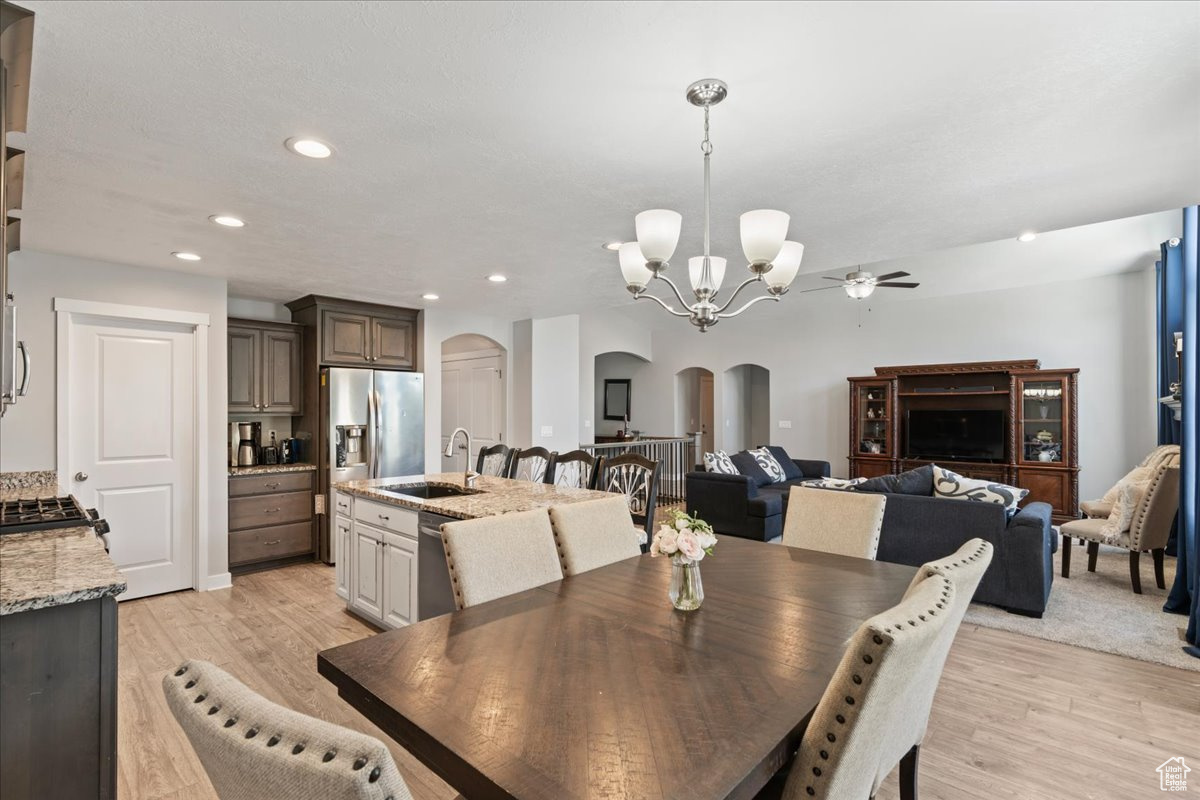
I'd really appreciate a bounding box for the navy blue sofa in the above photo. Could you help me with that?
[685,457,831,542]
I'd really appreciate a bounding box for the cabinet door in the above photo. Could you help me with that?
[383,534,417,628]
[334,515,352,600]
[322,310,372,366]
[228,326,261,413]
[1016,377,1067,465]
[371,316,415,369]
[1016,468,1071,518]
[351,527,383,621]
[262,328,302,413]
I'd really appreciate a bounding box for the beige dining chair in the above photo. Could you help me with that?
[548,496,642,576]
[441,508,564,609]
[782,487,887,560]
[769,539,993,800]
[163,659,412,800]
[1080,444,1179,518]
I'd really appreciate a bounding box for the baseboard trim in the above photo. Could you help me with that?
[199,572,232,592]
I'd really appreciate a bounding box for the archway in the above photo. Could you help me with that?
[441,333,507,472]
[594,350,651,438]
[722,364,771,452]
[675,367,715,457]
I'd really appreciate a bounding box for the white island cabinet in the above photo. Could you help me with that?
[333,491,420,628]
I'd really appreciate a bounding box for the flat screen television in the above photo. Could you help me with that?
[905,408,1005,462]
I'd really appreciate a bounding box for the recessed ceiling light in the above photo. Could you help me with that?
[285,137,333,159]
[172,251,202,261]
[422,293,439,301]
[487,274,508,283]
[1017,232,1037,242]
[602,241,624,251]
[209,215,245,227]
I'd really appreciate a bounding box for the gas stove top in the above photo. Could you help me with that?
[0,495,108,536]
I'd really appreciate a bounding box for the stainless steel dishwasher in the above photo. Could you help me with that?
[418,511,458,620]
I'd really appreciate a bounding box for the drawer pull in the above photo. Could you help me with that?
[378,514,390,521]
[264,539,281,546]
[264,508,282,514]
[264,482,280,489]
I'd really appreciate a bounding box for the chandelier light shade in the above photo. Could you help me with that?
[619,242,653,289]
[634,209,682,264]
[740,210,790,266]
[615,79,803,332]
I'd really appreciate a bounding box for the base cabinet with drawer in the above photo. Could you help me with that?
[229,470,317,572]
[335,491,420,628]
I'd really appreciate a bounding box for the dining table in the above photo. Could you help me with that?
[317,536,917,800]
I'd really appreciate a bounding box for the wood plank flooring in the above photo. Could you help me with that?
[118,562,1200,800]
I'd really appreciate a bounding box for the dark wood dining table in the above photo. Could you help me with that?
[318,536,917,800]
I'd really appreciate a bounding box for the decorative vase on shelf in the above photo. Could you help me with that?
[651,510,717,612]
[1039,403,1049,419]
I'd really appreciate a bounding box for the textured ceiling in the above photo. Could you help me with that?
[15,0,1200,320]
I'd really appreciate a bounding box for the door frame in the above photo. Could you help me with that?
[53,298,214,592]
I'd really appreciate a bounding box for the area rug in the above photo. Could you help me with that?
[964,540,1198,672]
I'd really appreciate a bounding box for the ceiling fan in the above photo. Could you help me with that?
[802,269,920,299]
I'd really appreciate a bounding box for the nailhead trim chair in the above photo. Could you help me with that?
[1060,462,1180,594]
[441,508,564,609]
[782,486,887,560]
[548,496,642,576]
[163,660,412,800]
[1079,445,1179,519]
[763,539,993,800]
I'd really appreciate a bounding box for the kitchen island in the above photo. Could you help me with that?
[332,473,612,628]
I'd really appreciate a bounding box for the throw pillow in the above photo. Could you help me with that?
[801,477,867,491]
[1100,478,1150,540]
[853,465,935,495]
[748,447,787,484]
[932,466,1029,514]
[1100,466,1152,505]
[703,450,738,475]
[855,473,900,493]
[729,451,773,487]
[765,446,804,480]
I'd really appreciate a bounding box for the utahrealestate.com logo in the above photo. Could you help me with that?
[1158,757,1191,792]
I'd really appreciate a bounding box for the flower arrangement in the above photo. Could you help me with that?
[650,509,717,564]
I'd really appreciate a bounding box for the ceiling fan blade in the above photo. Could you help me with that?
[873,271,910,282]
[822,276,846,282]
[799,285,845,293]
[876,282,920,288]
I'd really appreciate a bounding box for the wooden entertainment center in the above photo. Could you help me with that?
[848,359,1079,523]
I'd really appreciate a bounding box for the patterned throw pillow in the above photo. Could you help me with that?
[932,466,1029,514]
[1100,478,1150,541]
[801,477,867,490]
[748,447,787,483]
[703,450,738,475]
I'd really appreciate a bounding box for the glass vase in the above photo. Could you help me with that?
[669,555,704,611]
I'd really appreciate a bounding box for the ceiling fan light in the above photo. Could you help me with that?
[765,241,804,288]
[740,210,789,265]
[618,242,653,289]
[845,282,875,300]
[635,209,682,263]
[688,256,727,293]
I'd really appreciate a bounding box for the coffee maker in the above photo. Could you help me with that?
[237,421,262,467]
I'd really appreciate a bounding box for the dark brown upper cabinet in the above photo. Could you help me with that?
[228,319,303,415]
[287,296,419,370]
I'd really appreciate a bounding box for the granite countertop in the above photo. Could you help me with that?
[0,527,127,615]
[334,472,614,520]
[228,463,317,476]
[0,469,61,501]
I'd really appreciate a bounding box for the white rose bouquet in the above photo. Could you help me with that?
[650,509,717,564]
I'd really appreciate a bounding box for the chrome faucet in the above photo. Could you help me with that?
[444,427,477,488]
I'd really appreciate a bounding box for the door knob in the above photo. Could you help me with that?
[75,471,89,481]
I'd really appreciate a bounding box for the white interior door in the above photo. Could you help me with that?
[67,316,196,600]
[441,353,504,472]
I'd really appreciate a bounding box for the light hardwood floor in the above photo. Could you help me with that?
[118,562,1200,800]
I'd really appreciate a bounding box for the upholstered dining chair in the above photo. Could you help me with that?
[440,508,563,609]
[475,444,513,478]
[760,539,993,800]
[548,496,642,575]
[1079,444,1179,519]
[545,449,601,490]
[781,486,887,560]
[163,659,412,800]
[508,446,555,482]
[1060,463,1180,593]
[597,453,660,549]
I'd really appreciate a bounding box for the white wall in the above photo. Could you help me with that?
[722,364,771,451]
[593,352,650,436]
[603,268,1156,499]
[529,315,580,453]
[0,250,230,584]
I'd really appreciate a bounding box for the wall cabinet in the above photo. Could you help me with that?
[337,492,420,628]
[318,309,415,368]
[228,318,302,415]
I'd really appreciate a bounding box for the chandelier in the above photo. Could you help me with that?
[617,79,803,332]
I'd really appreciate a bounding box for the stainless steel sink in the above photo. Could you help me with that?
[379,483,479,499]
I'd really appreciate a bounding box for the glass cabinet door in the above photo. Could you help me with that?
[1019,378,1065,464]
[857,383,890,457]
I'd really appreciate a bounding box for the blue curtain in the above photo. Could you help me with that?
[1165,205,1199,660]
[1157,243,1183,445]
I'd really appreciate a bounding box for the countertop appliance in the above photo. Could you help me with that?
[236,421,261,467]
[0,495,111,548]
